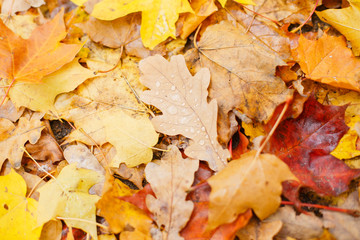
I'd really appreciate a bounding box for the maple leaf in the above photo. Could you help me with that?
[0,113,44,168]
[88,0,193,49]
[96,177,153,238]
[8,59,96,112]
[207,150,297,230]
[267,96,360,197]
[186,20,292,144]
[0,169,42,240]
[145,146,199,239]
[316,0,360,56]
[53,45,158,167]
[218,0,255,8]
[1,0,45,15]
[293,33,360,92]
[37,163,103,240]
[0,10,81,83]
[139,54,230,171]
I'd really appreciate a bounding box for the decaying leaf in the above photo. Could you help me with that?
[0,10,81,83]
[0,169,42,240]
[322,190,360,240]
[236,218,282,240]
[1,0,45,15]
[145,146,199,239]
[90,0,193,49]
[37,163,102,240]
[0,113,44,168]
[266,206,324,240]
[187,20,292,144]
[293,33,360,92]
[140,54,230,171]
[207,150,297,230]
[267,96,360,198]
[96,177,153,239]
[316,0,360,56]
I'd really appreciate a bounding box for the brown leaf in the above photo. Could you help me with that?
[236,218,282,240]
[186,20,292,144]
[140,54,230,171]
[1,0,45,15]
[266,206,324,240]
[207,150,297,230]
[321,190,360,240]
[145,146,199,239]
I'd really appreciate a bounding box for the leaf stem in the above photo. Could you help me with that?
[281,201,360,217]
[290,0,320,33]
[0,78,15,107]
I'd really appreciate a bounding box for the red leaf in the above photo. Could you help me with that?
[267,96,360,198]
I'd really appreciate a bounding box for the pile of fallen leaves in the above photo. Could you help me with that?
[1,0,360,239]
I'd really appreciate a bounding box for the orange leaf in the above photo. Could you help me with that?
[0,10,81,83]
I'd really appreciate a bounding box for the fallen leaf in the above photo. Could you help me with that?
[0,10,81,84]
[218,0,255,8]
[145,145,199,239]
[321,190,360,240]
[316,0,360,56]
[293,33,360,91]
[0,169,42,240]
[236,218,282,240]
[79,13,141,49]
[208,150,297,230]
[140,54,230,171]
[90,0,193,49]
[0,112,44,168]
[0,14,37,39]
[9,59,96,112]
[111,163,145,190]
[0,91,25,122]
[96,177,153,239]
[186,20,292,144]
[266,206,324,240]
[40,220,62,240]
[267,96,360,198]
[37,163,102,240]
[1,0,45,15]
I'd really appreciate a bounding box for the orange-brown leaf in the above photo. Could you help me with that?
[0,10,81,83]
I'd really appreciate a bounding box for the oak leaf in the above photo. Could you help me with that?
[9,59,96,112]
[267,96,360,197]
[293,33,360,91]
[207,150,297,230]
[37,163,102,240]
[0,10,81,83]
[90,0,193,49]
[0,113,44,168]
[145,146,199,240]
[96,177,153,239]
[0,169,42,240]
[140,54,230,171]
[316,0,360,56]
[186,20,292,144]
[1,0,44,15]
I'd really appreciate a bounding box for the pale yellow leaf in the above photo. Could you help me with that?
[218,0,255,8]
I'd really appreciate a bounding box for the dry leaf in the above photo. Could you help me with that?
[322,190,360,240]
[0,113,44,168]
[40,220,62,240]
[1,0,44,15]
[207,150,297,230]
[140,54,230,171]
[145,145,199,239]
[0,91,24,122]
[37,163,102,240]
[266,206,324,240]
[293,33,360,91]
[236,218,282,240]
[186,20,292,144]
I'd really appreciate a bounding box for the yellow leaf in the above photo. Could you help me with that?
[91,0,193,49]
[96,178,152,239]
[9,59,96,112]
[70,0,88,5]
[316,0,360,56]
[37,163,103,240]
[0,169,42,240]
[0,113,44,168]
[218,0,255,7]
[208,150,297,230]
